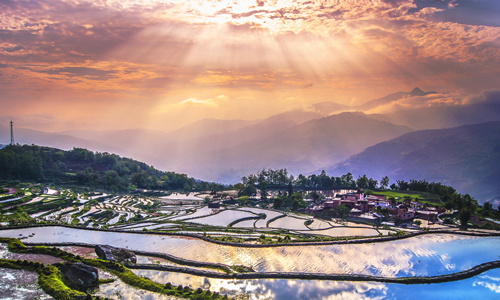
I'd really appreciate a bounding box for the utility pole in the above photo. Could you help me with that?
[10,119,14,145]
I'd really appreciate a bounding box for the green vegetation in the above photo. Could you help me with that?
[0,145,225,193]
[0,238,233,300]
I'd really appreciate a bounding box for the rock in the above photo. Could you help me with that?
[54,262,98,292]
[95,244,137,264]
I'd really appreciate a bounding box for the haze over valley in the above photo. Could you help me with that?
[3,87,500,205]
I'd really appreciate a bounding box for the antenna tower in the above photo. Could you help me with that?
[10,120,14,145]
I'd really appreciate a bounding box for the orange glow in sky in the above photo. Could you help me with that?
[1,0,499,131]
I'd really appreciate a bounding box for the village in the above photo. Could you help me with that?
[302,189,446,227]
[213,188,452,230]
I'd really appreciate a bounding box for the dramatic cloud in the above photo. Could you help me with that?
[465,89,500,105]
[365,92,464,114]
[0,0,499,131]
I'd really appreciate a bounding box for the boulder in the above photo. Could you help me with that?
[95,244,137,264]
[54,262,98,292]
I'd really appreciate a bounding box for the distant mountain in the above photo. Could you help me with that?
[328,122,500,204]
[356,87,436,111]
[366,102,500,130]
[164,118,258,142]
[311,88,437,115]
[312,101,351,115]
[177,112,413,183]
[0,127,124,154]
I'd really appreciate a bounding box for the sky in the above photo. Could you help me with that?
[1,0,499,132]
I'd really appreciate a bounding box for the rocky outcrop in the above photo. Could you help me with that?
[95,244,137,264]
[54,262,98,292]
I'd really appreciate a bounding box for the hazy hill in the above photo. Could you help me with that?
[156,110,324,156]
[0,127,124,154]
[367,102,500,130]
[163,118,258,142]
[177,112,413,183]
[328,122,500,204]
[0,144,221,192]
[311,87,436,115]
[312,101,350,115]
[356,87,436,111]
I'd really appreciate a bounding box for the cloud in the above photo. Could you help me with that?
[366,92,465,114]
[465,90,500,105]
[2,45,24,52]
[179,97,219,107]
[152,95,229,115]
[35,67,118,81]
[0,0,499,132]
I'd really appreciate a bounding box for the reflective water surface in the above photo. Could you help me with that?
[133,269,500,300]
[1,227,499,278]
[187,210,256,226]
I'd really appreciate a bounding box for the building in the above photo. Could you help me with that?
[416,210,438,222]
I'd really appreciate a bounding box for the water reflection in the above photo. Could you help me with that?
[133,269,500,299]
[1,227,499,278]
[133,270,388,300]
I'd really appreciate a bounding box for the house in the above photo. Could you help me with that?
[349,208,362,216]
[305,204,324,215]
[416,210,438,222]
[208,201,221,208]
[368,194,387,201]
[348,212,382,225]
[388,205,415,221]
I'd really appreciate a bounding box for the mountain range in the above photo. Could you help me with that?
[2,87,499,204]
[328,122,500,205]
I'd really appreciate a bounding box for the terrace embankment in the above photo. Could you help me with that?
[125,260,500,284]
[3,224,499,247]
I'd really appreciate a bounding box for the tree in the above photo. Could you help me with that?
[390,183,398,190]
[311,192,320,203]
[396,180,409,191]
[368,178,378,189]
[459,208,472,227]
[381,176,390,189]
[341,173,355,187]
[237,196,249,206]
[291,192,306,211]
[260,181,268,200]
[273,197,283,209]
[356,175,369,188]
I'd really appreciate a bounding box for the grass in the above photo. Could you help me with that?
[0,258,87,300]
[366,189,442,204]
[0,237,233,300]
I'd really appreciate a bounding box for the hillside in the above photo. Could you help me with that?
[328,122,500,204]
[178,112,413,183]
[0,145,222,192]
[367,102,500,130]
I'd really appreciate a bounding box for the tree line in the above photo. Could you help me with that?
[0,144,225,192]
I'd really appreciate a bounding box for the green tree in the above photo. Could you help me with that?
[356,175,369,188]
[459,208,472,227]
[238,196,249,206]
[368,178,378,189]
[380,176,390,189]
[291,193,306,211]
[273,197,283,210]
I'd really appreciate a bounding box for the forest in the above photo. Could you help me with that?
[0,144,224,192]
